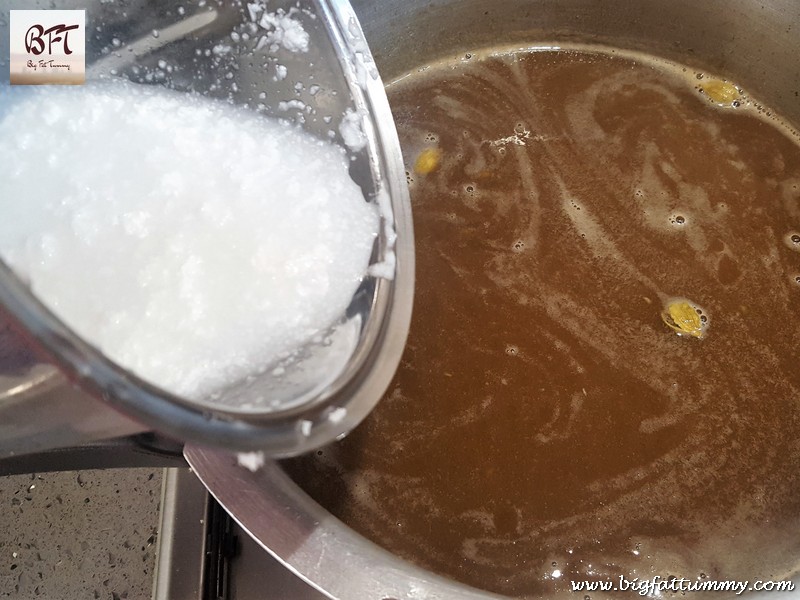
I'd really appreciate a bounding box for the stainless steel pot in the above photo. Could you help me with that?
[188,0,800,598]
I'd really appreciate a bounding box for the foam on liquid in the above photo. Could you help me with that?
[0,81,378,400]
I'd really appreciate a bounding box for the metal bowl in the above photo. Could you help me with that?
[0,0,413,457]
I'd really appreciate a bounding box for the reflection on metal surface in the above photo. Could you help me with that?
[87,10,221,74]
[153,468,207,600]
[185,445,500,600]
[154,466,328,600]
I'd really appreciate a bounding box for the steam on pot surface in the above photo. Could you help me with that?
[284,45,800,598]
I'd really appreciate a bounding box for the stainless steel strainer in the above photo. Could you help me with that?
[0,0,413,458]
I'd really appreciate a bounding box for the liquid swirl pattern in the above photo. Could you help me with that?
[285,48,800,597]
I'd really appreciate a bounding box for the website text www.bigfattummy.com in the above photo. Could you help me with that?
[570,576,796,596]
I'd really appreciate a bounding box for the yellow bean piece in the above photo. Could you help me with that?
[661,300,706,339]
[414,148,441,175]
[703,80,739,105]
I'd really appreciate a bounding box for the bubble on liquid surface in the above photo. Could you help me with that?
[785,232,800,251]
[669,214,687,227]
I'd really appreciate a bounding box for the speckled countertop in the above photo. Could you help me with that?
[0,469,162,599]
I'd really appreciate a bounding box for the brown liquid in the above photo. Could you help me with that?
[284,47,800,597]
